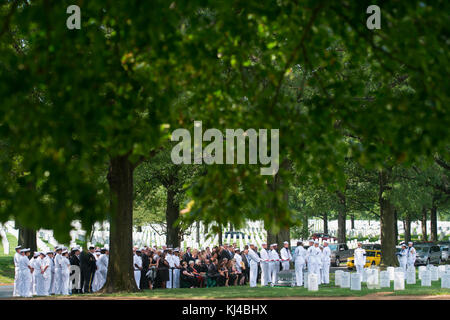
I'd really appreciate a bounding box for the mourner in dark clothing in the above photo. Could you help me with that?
[155,252,170,289]
[69,248,81,293]
[80,246,97,293]
[180,261,197,288]
[140,251,150,289]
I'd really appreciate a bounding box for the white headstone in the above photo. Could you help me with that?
[430,266,439,281]
[351,273,361,290]
[442,273,450,289]
[387,266,395,280]
[406,269,416,284]
[308,273,319,291]
[418,266,427,280]
[438,265,446,279]
[341,272,350,288]
[380,271,390,288]
[362,268,368,282]
[421,270,431,287]
[394,272,405,290]
[335,270,343,287]
[367,268,380,289]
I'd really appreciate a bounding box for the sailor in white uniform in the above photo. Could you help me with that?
[307,240,321,280]
[269,244,280,284]
[18,249,33,297]
[247,244,261,287]
[60,250,71,295]
[321,241,331,284]
[280,241,292,271]
[294,241,306,286]
[30,251,40,295]
[259,243,270,286]
[133,249,143,289]
[43,251,53,296]
[166,249,175,288]
[13,245,22,297]
[406,242,416,270]
[172,248,181,288]
[53,247,63,294]
[354,242,367,276]
[35,252,47,296]
[398,243,408,272]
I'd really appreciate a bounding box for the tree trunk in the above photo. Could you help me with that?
[421,206,428,241]
[102,155,137,293]
[301,211,309,239]
[266,160,290,248]
[350,214,355,230]
[379,168,398,267]
[394,209,398,242]
[218,225,223,246]
[430,205,438,242]
[165,188,180,248]
[17,223,37,256]
[404,214,411,243]
[336,191,347,243]
[323,212,328,234]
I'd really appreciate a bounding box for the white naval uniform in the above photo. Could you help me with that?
[234,253,243,273]
[294,245,306,286]
[18,255,32,297]
[92,255,106,292]
[35,257,46,296]
[42,256,52,295]
[269,249,280,284]
[307,246,321,278]
[30,257,41,295]
[354,247,366,276]
[247,248,261,287]
[166,254,175,288]
[54,253,62,294]
[407,246,416,270]
[259,248,270,286]
[60,256,71,295]
[399,248,408,271]
[133,254,142,289]
[49,256,55,294]
[321,246,331,284]
[172,255,181,288]
[280,247,292,271]
[13,252,21,297]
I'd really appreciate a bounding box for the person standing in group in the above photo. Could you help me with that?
[247,243,261,288]
[35,252,47,296]
[321,241,331,284]
[259,243,270,286]
[80,246,97,293]
[47,251,55,295]
[53,247,63,295]
[18,248,33,297]
[166,249,176,289]
[398,243,408,272]
[172,249,181,288]
[133,249,143,289]
[280,241,292,271]
[13,245,22,297]
[269,244,280,284]
[29,252,39,295]
[140,248,150,290]
[307,240,321,281]
[60,250,71,295]
[43,251,53,296]
[407,241,416,270]
[354,242,367,277]
[69,248,81,293]
[294,241,306,286]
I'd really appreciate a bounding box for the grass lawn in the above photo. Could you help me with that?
[78,272,450,299]
[0,234,17,284]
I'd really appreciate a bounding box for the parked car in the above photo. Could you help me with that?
[414,244,442,266]
[439,245,449,261]
[362,243,381,250]
[310,233,338,242]
[329,243,354,266]
[347,250,381,270]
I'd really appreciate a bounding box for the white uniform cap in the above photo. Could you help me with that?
[283,241,289,244]
[47,251,53,255]
[309,239,314,243]
[33,252,39,257]
[62,250,68,254]
[271,243,277,246]
[261,242,267,245]
[15,245,22,250]
[408,242,413,245]
[314,240,319,244]
[323,240,328,244]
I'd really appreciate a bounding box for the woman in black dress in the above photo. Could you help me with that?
[180,261,197,288]
[156,251,170,289]
[146,251,157,290]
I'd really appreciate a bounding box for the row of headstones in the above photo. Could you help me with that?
[325,265,450,292]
